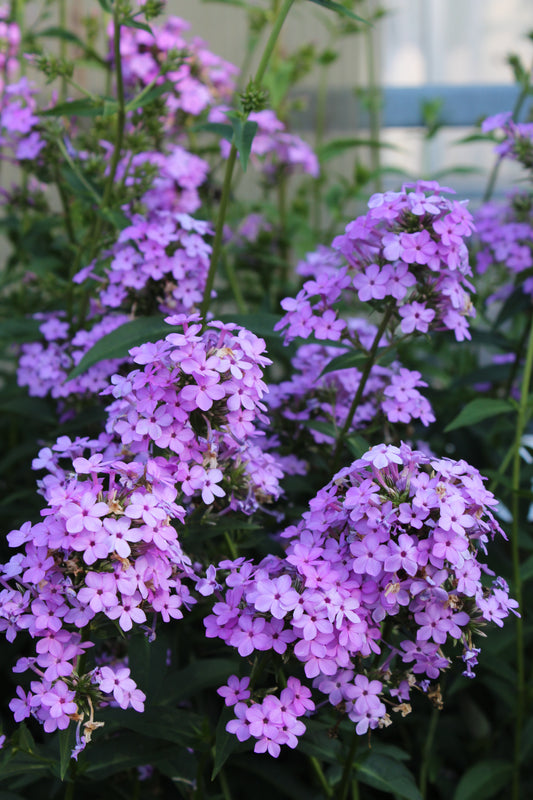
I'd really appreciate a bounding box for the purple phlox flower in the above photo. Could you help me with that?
[217,675,250,706]
[248,574,299,619]
[399,302,435,334]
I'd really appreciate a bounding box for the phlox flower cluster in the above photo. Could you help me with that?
[0,76,46,164]
[18,312,131,401]
[205,443,517,755]
[76,210,212,315]
[103,313,284,513]
[112,15,237,124]
[482,111,533,170]
[474,190,533,303]
[217,674,313,757]
[276,181,476,344]
[0,444,198,744]
[211,107,319,180]
[0,5,20,91]
[111,145,209,217]
[267,317,435,453]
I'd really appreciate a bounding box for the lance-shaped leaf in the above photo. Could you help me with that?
[444,398,515,433]
[305,0,369,22]
[231,117,258,172]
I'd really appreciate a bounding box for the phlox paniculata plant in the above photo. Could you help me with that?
[205,443,517,756]
[276,180,476,345]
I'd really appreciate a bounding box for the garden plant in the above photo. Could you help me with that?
[0,1,532,799]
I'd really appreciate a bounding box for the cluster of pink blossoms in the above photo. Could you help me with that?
[0,5,20,90]
[112,14,237,125]
[267,317,435,453]
[204,442,517,755]
[474,190,533,304]
[103,313,284,512]
[0,443,196,747]
[18,312,130,401]
[481,111,533,168]
[276,181,476,344]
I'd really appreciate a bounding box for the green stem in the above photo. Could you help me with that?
[339,730,359,800]
[510,317,533,800]
[102,4,126,209]
[332,304,395,471]
[199,0,295,319]
[419,707,439,799]
[364,2,382,193]
[483,74,531,202]
[312,49,331,233]
[59,0,67,102]
[219,768,234,800]
[309,755,333,798]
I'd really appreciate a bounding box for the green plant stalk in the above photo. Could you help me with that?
[364,1,382,193]
[339,730,360,800]
[510,317,533,800]
[200,0,295,319]
[332,304,395,470]
[102,4,126,209]
[59,0,67,102]
[309,755,333,798]
[312,51,331,233]
[419,706,439,799]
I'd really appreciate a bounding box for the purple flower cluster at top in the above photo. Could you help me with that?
[112,15,237,123]
[204,442,517,755]
[211,107,319,180]
[0,76,46,164]
[103,313,284,513]
[0,5,20,91]
[482,111,533,168]
[276,181,476,344]
[267,317,435,454]
[474,190,533,303]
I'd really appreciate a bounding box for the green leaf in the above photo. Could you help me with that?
[193,122,234,142]
[231,755,312,799]
[219,312,281,340]
[96,0,113,10]
[357,754,422,800]
[68,316,172,379]
[301,419,337,439]
[453,760,512,800]
[128,631,170,703]
[231,118,258,172]
[0,317,41,342]
[212,708,252,779]
[84,733,184,779]
[319,349,366,376]
[122,17,154,34]
[305,0,369,22]
[58,727,75,781]
[125,80,174,112]
[164,658,239,704]
[33,26,107,65]
[40,98,111,118]
[444,398,515,433]
[318,137,395,162]
[96,707,202,747]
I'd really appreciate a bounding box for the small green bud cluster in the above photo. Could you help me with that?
[240,80,269,115]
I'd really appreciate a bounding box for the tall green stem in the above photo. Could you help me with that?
[510,317,533,800]
[339,731,360,800]
[364,2,382,193]
[419,707,439,799]
[332,304,395,471]
[483,74,531,202]
[199,0,295,319]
